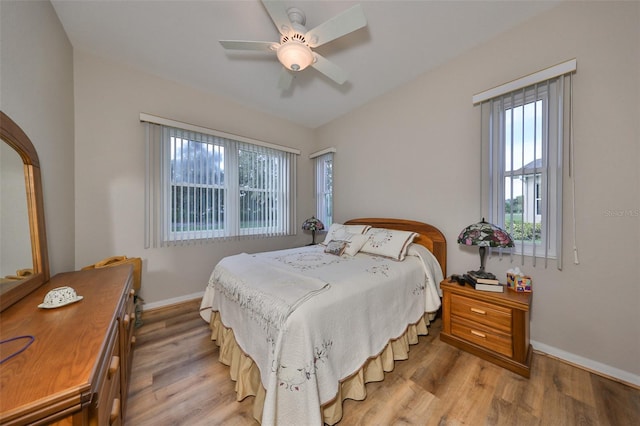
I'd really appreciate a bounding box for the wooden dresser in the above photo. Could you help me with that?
[0,264,136,425]
[440,278,532,377]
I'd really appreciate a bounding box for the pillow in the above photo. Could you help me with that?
[344,224,371,235]
[359,228,418,261]
[321,223,371,245]
[341,233,370,256]
[324,240,347,256]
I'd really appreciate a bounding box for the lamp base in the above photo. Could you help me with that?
[467,270,497,280]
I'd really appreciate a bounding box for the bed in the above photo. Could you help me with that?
[199,218,446,425]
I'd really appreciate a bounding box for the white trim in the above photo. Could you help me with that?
[472,59,577,105]
[140,291,204,311]
[310,147,336,159]
[532,339,640,387]
[140,112,301,155]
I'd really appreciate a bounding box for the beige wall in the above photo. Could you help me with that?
[315,1,640,383]
[0,0,75,275]
[72,51,315,305]
[3,0,638,388]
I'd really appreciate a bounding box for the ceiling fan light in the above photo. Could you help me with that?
[277,41,314,72]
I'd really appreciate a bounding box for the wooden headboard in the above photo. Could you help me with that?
[345,218,447,278]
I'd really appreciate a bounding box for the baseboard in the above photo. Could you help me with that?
[532,340,640,389]
[141,291,204,311]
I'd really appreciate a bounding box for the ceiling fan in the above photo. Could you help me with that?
[219,0,367,90]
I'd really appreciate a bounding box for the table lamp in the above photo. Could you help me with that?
[302,216,324,245]
[457,218,514,279]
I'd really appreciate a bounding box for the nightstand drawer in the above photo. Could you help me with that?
[451,293,512,333]
[451,316,513,357]
[440,279,532,377]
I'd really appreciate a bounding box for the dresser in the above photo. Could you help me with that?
[440,278,532,377]
[0,264,136,425]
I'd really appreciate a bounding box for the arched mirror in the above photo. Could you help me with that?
[0,111,49,312]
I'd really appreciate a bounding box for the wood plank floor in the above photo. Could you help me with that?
[125,299,639,425]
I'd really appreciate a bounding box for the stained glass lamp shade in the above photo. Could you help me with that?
[302,216,325,245]
[457,218,514,279]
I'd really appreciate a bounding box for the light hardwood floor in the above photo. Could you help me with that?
[125,300,639,425]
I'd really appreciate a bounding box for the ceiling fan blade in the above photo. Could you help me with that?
[278,67,294,90]
[311,53,348,85]
[262,0,293,37]
[219,40,278,52]
[305,4,367,48]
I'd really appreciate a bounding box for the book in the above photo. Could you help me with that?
[462,274,477,288]
[475,282,505,292]
[476,277,500,285]
[466,271,500,285]
[463,274,504,292]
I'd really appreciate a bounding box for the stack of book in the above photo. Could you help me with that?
[463,272,504,293]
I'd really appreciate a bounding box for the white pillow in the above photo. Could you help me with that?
[360,228,418,261]
[321,223,371,245]
[341,233,370,256]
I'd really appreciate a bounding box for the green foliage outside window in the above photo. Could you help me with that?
[504,218,541,242]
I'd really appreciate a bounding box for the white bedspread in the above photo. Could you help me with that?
[200,243,443,426]
[212,253,331,332]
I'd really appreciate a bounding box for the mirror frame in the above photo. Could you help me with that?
[1,111,49,312]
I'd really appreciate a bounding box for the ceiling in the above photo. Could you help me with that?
[51,0,560,129]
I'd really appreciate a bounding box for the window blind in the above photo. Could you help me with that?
[312,150,334,227]
[477,61,576,269]
[144,120,297,247]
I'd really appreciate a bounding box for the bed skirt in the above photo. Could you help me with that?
[208,310,436,425]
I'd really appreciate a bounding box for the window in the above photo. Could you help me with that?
[143,116,298,247]
[500,94,551,258]
[311,148,334,228]
[485,82,560,259]
[170,132,225,236]
[475,60,575,267]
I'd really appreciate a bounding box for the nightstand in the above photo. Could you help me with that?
[440,278,532,377]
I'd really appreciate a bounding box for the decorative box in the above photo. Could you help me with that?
[507,273,532,292]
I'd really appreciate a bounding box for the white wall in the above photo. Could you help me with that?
[315,1,640,384]
[0,0,75,275]
[72,51,315,305]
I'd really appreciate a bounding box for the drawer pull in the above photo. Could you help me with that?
[129,289,135,298]
[131,335,137,346]
[470,308,487,315]
[110,398,121,424]
[108,356,120,379]
[471,330,486,339]
[124,314,130,328]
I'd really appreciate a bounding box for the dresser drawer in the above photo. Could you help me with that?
[92,324,122,426]
[451,316,513,357]
[121,288,136,366]
[451,293,512,334]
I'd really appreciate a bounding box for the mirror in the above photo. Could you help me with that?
[0,111,49,312]
[1,142,32,279]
